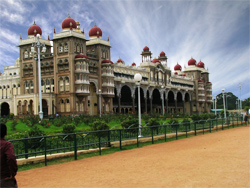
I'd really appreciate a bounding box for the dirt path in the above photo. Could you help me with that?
[16,126,250,188]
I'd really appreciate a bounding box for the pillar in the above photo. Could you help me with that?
[144,97,147,114]
[190,100,193,115]
[183,100,185,114]
[150,97,153,114]
[118,95,121,113]
[132,95,135,111]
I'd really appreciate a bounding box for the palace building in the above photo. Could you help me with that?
[0,15,212,117]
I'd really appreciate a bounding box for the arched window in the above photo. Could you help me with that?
[64,43,68,52]
[24,51,28,58]
[59,44,63,53]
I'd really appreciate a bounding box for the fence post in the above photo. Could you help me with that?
[119,130,122,150]
[215,118,218,131]
[237,116,238,126]
[74,133,77,160]
[186,123,188,138]
[24,136,28,159]
[194,122,197,136]
[164,125,167,142]
[232,116,234,128]
[151,128,154,144]
[108,130,111,147]
[221,118,225,130]
[209,120,211,133]
[137,128,139,147]
[44,136,47,166]
[98,133,101,155]
[176,124,178,140]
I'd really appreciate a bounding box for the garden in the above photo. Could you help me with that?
[0,112,230,140]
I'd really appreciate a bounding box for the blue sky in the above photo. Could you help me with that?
[0,0,249,101]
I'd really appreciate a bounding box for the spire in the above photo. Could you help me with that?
[48,34,50,40]
[20,34,22,40]
[54,27,56,33]
[107,35,109,41]
[82,27,84,34]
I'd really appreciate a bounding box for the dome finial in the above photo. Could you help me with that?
[68,13,70,17]
[94,21,96,26]
[107,35,109,41]
[20,34,22,40]
[34,20,36,25]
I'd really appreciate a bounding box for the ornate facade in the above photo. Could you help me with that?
[0,15,212,117]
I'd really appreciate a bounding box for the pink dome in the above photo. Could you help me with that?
[196,61,205,68]
[132,62,136,66]
[188,58,196,66]
[75,54,88,59]
[89,25,102,37]
[143,46,149,51]
[151,58,160,63]
[28,22,42,37]
[160,51,165,57]
[102,59,113,64]
[62,16,77,30]
[174,63,182,71]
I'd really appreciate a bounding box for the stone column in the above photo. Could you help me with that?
[175,99,177,113]
[150,97,153,114]
[144,97,147,114]
[118,95,121,113]
[183,100,185,114]
[165,99,168,114]
[132,95,135,111]
[190,100,193,115]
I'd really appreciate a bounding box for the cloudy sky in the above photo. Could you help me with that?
[0,0,249,101]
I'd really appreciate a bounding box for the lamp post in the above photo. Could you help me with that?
[31,34,46,120]
[222,89,226,123]
[214,95,217,116]
[161,85,165,116]
[134,73,142,137]
[98,89,102,117]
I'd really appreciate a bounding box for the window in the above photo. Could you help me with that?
[24,51,28,58]
[59,44,63,53]
[64,43,68,52]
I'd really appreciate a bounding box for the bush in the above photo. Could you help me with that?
[146,118,160,127]
[0,117,8,124]
[62,124,76,134]
[121,116,138,129]
[89,120,109,131]
[9,113,14,120]
[22,115,39,127]
[10,120,18,131]
[28,125,45,137]
[168,118,179,129]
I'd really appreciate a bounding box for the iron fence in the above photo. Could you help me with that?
[9,116,244,166]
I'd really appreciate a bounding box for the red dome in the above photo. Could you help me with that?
[143,46,149,51]
[188,58,196,66]
[174,72,178,75]
[28,22,42,37]
[174,63,182,71]
[75,54,88,59]
[132,62,136,66]
[117,58,123,63]
[62,16,77,30]
[102,59,113,64]
[182,74,186,76]
[196,61,204,68]
[151,58,160,63]
[160,51,165,57]
[89,25,102,37]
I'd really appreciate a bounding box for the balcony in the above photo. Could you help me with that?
[75,80,90,85]
[75,69,89,74]
[198,87,204,91]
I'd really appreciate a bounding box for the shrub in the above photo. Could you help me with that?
[89,120,109,131]
[146,118,160,127]
[121,116,138,129]
[168,118,179,129]
[28,125,45,137]
[62,124,76,134]
[10,120,18,131]
[0,117,8,124]
[9,113,14,120]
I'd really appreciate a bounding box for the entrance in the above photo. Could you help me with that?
[1,102,10,117]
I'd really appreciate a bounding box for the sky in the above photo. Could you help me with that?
[0,0,249,101]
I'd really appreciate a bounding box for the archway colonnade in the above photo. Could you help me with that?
[113,84,193,115]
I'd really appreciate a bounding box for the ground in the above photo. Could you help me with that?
[16,126,250,188]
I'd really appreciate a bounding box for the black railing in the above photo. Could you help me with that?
[10,116,244,166]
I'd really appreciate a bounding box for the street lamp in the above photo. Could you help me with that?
[31,34,46,120]
[98,89,102,117]
[134,73,142,137]
[214,95,217,116]
[221,89,226,123]
[161,85,165,116]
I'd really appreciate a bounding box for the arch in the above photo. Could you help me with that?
[42,99,48,117]
[1,102,10,116]
[152,88,161,113]
[120,85,132,108]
